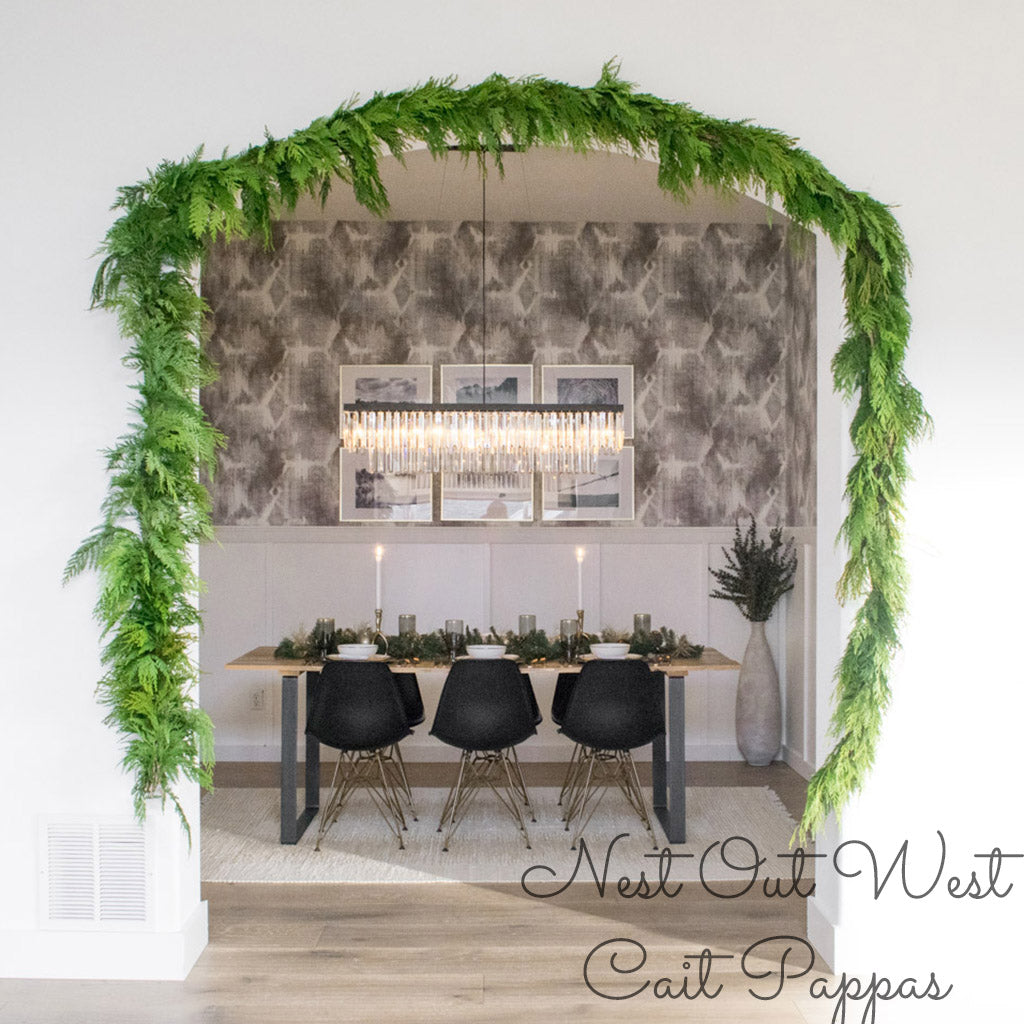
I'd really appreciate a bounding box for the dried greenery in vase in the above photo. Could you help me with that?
[710,518,797,622]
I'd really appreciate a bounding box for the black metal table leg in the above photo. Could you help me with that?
[653,673,686,844]
[304,671,321,826]
[652,731,667,811]
[279,671,319,844]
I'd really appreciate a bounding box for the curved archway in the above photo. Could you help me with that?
[69,66,928,840]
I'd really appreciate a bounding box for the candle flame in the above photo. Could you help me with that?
[374,544,384,561]
[576,546,585,562]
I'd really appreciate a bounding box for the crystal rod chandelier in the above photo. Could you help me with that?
[340,155,625,476]
[341,402,624,475]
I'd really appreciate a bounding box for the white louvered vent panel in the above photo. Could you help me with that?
[47,824,98,921]
[42,819,150,928]
[98,827,148,921]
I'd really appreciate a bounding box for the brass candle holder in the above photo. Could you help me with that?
[561,611,588,663]
[373,608,389,654]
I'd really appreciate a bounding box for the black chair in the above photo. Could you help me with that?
[392,671,425,726]
[388,671,424,810]
[558,659,665,850]
[306,660,416,850]
[551,671,581,809]
[504,671,541,812]
[551,672,578,726]
[430,658,540,851]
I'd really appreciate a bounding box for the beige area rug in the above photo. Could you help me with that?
[201,786,797,884]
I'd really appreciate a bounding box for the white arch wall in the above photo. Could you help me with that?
[3,2,1021,1006]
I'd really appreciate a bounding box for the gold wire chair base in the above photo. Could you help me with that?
[314,745,417,852]
[437,748,536,853]
[561,746,659,851]
[556,742,581,810]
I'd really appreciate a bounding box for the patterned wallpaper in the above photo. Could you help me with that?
[200,219,816,527]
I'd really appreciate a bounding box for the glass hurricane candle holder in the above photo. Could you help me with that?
[560,617,579,663]
[444,619,464,664]
[314,618,335,660]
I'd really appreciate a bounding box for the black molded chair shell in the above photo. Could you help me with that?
[559,660,665,752]
[306,660,412,752]
[392,671,425,727]
[430,658,538,751]
[521,672,542,727]
[551,671,578,726]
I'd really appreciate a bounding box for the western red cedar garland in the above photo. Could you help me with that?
[67,63,928,842]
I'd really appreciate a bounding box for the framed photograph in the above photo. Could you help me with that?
[340,363,433,409]
[441,471,534,522]
[541,364,634,438]
[339,364,434,522]
[440,364,533,405]
[340,454,433,522]
[542,447,634,522]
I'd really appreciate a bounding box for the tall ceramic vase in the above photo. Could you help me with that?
[735,619,781,766]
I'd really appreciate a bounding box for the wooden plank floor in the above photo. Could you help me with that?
[0,763,833,1023]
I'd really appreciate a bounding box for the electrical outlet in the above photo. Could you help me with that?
[250,688,266,711]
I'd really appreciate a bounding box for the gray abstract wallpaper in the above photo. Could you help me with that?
[200,220,816,527]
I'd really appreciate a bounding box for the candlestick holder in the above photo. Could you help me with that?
[373,608,389,654]
[575,608,599,658]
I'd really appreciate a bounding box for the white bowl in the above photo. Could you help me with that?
[335,643,378,660]
[465,644,507,659]
[589,642,630,660]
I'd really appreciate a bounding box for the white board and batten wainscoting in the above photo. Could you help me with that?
[199,525,816,777]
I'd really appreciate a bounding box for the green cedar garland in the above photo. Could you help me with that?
[68,63,928,843]
[273,624,702,664]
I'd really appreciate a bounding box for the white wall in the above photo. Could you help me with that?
[3,0,1021,1009]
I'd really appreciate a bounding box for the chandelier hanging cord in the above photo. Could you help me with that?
[339,146,625,476]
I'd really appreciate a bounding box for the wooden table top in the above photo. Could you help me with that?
[225,646,738,676]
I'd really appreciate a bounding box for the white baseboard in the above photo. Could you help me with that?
[0,901,208,980]
[782,745,814,779]
[806,896,836,971]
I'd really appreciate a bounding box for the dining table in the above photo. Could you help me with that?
[225,646,739,845]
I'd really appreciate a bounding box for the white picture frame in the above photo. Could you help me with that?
[440,364,533,405]
[339,364,433,522]
[340,455,433,522]
[441,471,534,522]
[541,364,634,439]
[541,447,635,522]
[340,363,433,409]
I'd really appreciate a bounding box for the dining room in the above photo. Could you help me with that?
[195,144,819,871]
[9,2,1023,1017]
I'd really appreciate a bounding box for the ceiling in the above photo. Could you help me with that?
[286,146,784,224]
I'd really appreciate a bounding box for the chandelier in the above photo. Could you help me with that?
[341,402,624,475]
[340,155,624,475]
